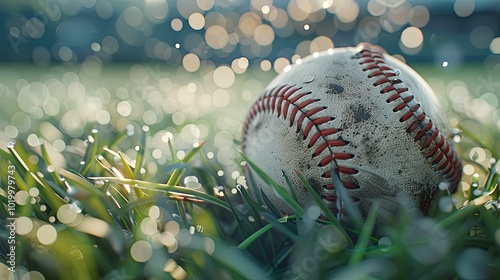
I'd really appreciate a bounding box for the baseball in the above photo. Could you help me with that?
[241,43,462,223]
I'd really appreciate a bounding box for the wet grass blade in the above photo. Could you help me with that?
[240,153,304,217]
[57,168,114,223]
[118,151,145,199]
[7,144,66,210]
[40,143,66,189]
[132,130,147,179]
[295,170,353,248]
[349,201,379,265]
[91,177,231,211]
[166,142,205,186]
[80,130,100,176]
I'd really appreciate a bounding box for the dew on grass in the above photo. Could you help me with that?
[6,141,16,149]
[438,182,449,191]
[378,237,392,252]
[196,225,204,233]
[473,189,482,196]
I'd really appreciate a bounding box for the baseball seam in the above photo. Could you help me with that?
[354,44,462,191]
[242,84,360,203]
[242,45,462,216]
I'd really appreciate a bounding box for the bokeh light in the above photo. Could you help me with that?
[0,0,499,220]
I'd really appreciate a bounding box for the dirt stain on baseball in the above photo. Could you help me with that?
[326,83,344,94]
[353,105,371,122]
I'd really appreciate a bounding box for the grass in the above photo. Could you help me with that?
[1,125,500,280]
[0,62,500,279]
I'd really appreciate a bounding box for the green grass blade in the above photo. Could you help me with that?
[8,145,66,210]
[330,165,363,230]
[184,235,272,280]
[80,130,100,176]
[240,153,304,217]
[436,205,478,229]
[166,142,204,186]
[459,125,498,159]
[236,184,268,230]
[0,148,15,162]
[90,177,231,211]
[107,129,128,149]
[295,170,353,247]
[132,131,147,179]
[261,212,299,242]
[349,201,379,264]
[118,151,145,199]
[40,143,66,189]
[483,159,499,193]
[238,215,296,249]
[57,168,114,223]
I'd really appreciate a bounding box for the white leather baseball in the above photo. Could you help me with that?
[242,43,462,222]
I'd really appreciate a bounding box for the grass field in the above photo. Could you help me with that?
[1,62,500,279]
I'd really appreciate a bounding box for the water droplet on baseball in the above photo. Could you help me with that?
[303,76,315,83]
[394,69,401,76]
[378,237,392,252]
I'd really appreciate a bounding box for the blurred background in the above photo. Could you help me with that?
[0,0,499,187]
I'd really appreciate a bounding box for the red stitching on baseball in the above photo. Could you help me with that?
[242,84,356,180]
[355,44,462,190]
[325,181,358,190]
